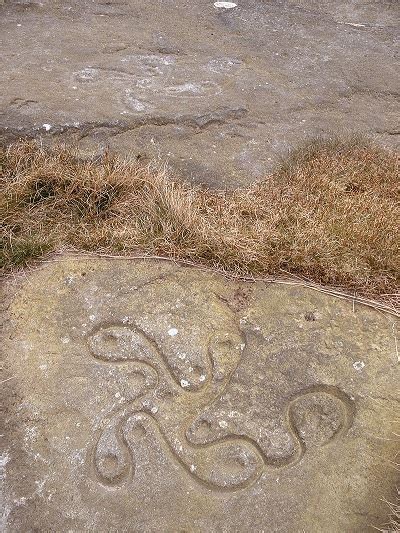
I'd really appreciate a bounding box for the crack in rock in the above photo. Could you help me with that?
[0,107,248,141]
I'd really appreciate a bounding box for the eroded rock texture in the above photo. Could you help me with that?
[0,0,398,187]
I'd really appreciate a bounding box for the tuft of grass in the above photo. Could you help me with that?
[0,138,399,308]
[0,236,52,269]
[387,499,400,533]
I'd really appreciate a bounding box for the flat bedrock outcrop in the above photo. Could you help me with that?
[0,0,398,187]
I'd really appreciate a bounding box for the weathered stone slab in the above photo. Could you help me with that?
[0,0,398,187]
[1,258,399,531]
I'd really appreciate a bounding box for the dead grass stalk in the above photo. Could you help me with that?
[1,138,399,311]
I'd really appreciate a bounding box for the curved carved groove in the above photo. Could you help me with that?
[286,385,354,459]
[92,415,133,487]
[289,385,355,424]
[89,362,158,487]
[206,331,245,393]
[185,385,353,471]
[88,324,211,392]
[89,325,159,363]
[123,412,264,491]
[87,322,355,491]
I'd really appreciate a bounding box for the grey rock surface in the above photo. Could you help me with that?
[0,0,398,187]
[1,257,399,532]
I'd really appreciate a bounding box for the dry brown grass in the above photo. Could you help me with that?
[375,495,400,532]
[386,499,400,533]
[1,137,399,309]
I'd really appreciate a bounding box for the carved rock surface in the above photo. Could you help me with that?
[1,257,399,531]
[0,0,399,188]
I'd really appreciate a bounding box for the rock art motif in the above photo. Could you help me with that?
[88,323,353,491]
[3,259,398,531]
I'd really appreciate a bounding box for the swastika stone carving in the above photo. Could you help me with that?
[1,257,398,532]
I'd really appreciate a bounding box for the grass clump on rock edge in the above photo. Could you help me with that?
[1,137,399,310]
